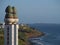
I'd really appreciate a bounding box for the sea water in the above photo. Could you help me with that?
[29,23,60,45]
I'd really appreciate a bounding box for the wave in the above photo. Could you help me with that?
[29,24,60,45]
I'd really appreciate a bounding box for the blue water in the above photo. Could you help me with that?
[29,23,60,45]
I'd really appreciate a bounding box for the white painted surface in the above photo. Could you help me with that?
[4,24,18,45]
[14,24,18,45]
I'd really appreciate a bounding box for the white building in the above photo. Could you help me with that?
[4,5,19,45]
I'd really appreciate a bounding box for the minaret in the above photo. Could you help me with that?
[4,5,19,45]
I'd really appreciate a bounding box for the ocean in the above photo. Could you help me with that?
[29,23,60,45]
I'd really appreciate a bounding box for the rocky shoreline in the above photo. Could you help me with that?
[26,30,45,45]
[0,24,45,45]
[26,30,44,38]
[19,24,45,45]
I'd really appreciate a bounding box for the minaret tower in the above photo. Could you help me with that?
[4,5,19,45]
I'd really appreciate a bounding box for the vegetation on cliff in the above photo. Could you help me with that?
[0,24,44,45]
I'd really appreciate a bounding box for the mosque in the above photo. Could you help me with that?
[4,5,19,45]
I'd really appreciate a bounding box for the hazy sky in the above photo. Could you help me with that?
[0,0,60,24]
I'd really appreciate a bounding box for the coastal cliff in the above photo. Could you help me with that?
[18,24,44,45]
[0,24,44,45]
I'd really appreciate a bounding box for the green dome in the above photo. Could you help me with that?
[5,5,13,13]
[5,13,13,18]
[5,6,18,19]
[13,14,18,18]
[12,6,18,18]
[12,6,16,14]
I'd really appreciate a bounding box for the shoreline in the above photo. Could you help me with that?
[26,30,45,45]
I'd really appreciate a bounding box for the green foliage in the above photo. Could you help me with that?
[0,28,4,45]
[18,31,28,41]
[0,24,43,45]
[0,28,27,45]
[18,39,25,45]
[0,37,4,45]
[0,28,4,34]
